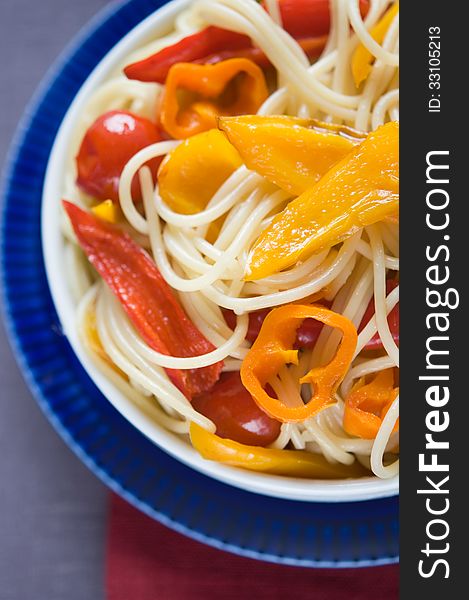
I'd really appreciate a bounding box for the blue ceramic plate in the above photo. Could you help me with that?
[0,0,398,567]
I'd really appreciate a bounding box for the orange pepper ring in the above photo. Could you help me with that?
[160,58,268,139]
[240,305,358,423]
[344,369,399,439]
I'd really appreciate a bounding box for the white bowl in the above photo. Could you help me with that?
[42,0,398,502]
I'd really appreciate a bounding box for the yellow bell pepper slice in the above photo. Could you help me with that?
[343,369,399,439]
[158,129,243,215]
[190,422,368,479]
[245,121,399,281]
[219,115,366,196]
[91,199,120,223]
[352,2,399,87]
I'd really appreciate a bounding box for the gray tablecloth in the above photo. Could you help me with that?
[0,2,114,598]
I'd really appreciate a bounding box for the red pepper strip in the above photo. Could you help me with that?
[124,0,369,83]
[193,35,328,69]
[262,0,369,39]
[359,279,399,351]
[223,304,330,349]
[125,27,251,83]
[63,201,223,398]
[125,28,328,84]
[343,369,399,439]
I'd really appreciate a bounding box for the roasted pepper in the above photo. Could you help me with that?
[201,36,328,70]
[343,369,399,439]
[245,121,399,280]
[64,201,223,398]
[190,422,367,479]
[159,58,269,139]
[158,129,242,214]
[352,2,399,87]
[124,1,369,84]
[264,0,369,39]
[219,116,366,196]
[125,26,328,83]
[91,199,120,223]
[240,305,357,423]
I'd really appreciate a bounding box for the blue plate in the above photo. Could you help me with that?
[0,0,398,567]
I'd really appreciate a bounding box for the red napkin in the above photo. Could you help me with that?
[106,494,398,599]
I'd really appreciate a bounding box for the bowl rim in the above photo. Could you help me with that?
[41,0,399,503]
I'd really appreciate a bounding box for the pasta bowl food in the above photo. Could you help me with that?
[42,0,399,502]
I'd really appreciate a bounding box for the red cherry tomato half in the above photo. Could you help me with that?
[76,110,164,203]
[223,306,328,350]
[192,371,281,446]
[359,279,399,350]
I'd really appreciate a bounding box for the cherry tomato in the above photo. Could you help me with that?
[359,279,399,350]
[192,371,281,446]
[76,110,164,203]
[223,306,327,349]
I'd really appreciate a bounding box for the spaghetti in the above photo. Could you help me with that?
[61,0,399,481]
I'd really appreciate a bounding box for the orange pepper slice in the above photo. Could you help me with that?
[240,305,357,423]
[245,121,399,280]
[159,58,268,139]
[343,369,399,439]
[158,129,242,215]
[189,422,368,479]
[219,115,366,196]
[351,2,399,87]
